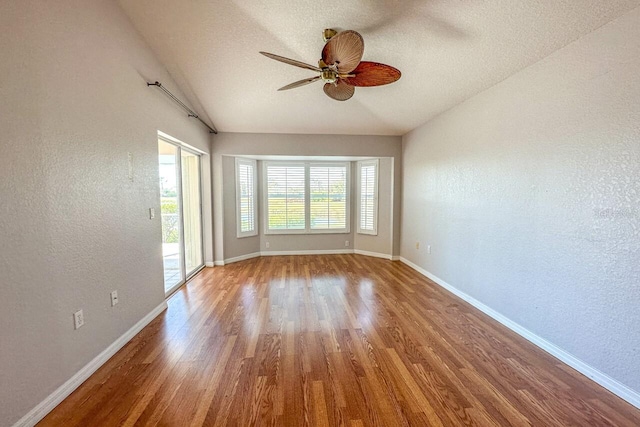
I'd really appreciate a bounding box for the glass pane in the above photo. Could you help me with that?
[181,149,203,276]
[158,140,183,292]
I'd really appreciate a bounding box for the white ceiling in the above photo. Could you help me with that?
[119,0,640,136]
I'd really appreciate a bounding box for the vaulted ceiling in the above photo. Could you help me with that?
[119,0,640,135]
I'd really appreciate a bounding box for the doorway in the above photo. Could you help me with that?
[158,136,204,295]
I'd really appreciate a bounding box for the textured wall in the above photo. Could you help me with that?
[0,0,211,424]
[401,7,640,393]
[211,132,402,261]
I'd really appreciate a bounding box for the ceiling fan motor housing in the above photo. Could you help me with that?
[321,69,338,84]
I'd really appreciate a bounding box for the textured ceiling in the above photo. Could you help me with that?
[119,0,640,136]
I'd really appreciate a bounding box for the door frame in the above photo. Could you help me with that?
[158,132,205,297]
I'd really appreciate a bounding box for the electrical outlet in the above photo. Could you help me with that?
[110,290,119,307]
[427,245,431,254]
[73,309,84,330]
[149,208,155,219]
[345,240,350,247]
[415,242,420,250]
[265,241,270,249]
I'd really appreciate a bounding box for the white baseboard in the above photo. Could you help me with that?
[13,301,168,427]
[222,252,260,265]
[218,250,397,265]
[353,249,392,260]
[205,261,215,267]
[399,257,640,410]
[261,249,353,256]
[391,255,401,261]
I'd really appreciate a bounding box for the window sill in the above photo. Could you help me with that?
[237,232,259,239]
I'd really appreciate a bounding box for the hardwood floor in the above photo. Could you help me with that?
[40,255,640,426]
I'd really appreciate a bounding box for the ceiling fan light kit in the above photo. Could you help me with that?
[260,28,401,101]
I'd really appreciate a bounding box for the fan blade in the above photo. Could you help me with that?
[323,80,355,101]
[278,76,321,91]
[260,52,322,72]
[342,61,401,87]
[321,30,364,74]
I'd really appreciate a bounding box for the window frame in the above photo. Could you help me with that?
[357,159,379,235]
[235,157,258,238]
[263,161,351,235]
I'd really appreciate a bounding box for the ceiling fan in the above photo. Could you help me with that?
[260,29,401,101]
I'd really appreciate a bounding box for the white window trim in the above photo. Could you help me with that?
[263,161,351,235]
[235,157,258,238]
[357,159,378,235]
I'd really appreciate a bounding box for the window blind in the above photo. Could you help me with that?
[266,164,306,230]
[264,162,350,234]
[236,158,256,236]
[310,165,347,230]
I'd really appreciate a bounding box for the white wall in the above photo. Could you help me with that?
[0,0,212,424]
[401,7,640,398]
[212,132,402,262]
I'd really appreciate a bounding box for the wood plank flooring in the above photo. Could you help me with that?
[40,255,640,426]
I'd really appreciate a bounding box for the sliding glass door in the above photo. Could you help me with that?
[158,137,204,295]
[158,140,183,292]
